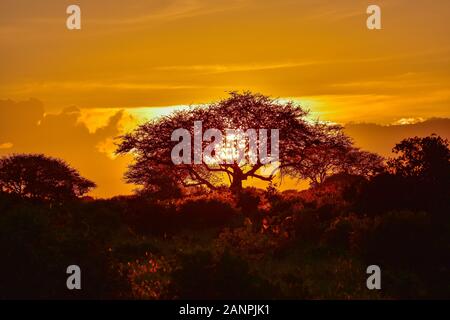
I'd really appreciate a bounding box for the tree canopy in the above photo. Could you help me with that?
[360,134,450,215]
[0,154,96,202]
[387,134,450,183]
[117,92,382,194]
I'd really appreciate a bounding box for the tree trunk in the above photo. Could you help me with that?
[230,176,243,194]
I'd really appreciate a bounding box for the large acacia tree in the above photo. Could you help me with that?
[116,92,372,194]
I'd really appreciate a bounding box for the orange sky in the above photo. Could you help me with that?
[1,0,449,197]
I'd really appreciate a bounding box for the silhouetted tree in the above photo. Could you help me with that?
[360,135,450,215]
[387,134,450,184]
[116,92,353,194]
[0,154,96,202]
[286,132,384,186]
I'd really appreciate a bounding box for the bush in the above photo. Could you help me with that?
[353,211,436,267]
[351,210,450,298]
[118,196,177,235]
[168,250,281,299]
[294,209,324,243]
[0,201,128,299]
[237,187,263,216]
[176,192,238,229]
[322,214,361,249]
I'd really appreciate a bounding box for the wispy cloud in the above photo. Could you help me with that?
[87,0,249,26]
[0,142,13,149]
[154,61,320,74]
[3,82,205,94]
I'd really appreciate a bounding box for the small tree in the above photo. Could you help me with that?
[387,134,450,183]
[361,135,450,215]
[0,154,96,202]
[284,121,384,186]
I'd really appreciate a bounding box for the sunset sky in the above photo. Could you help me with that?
[1,0,449,197]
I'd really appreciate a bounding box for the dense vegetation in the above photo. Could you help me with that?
[0,135,448,299]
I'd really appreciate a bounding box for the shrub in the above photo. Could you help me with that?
[322,214,361,249]
[176,192,238,229]
[167,250,280,299]
[0,201,127,299]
